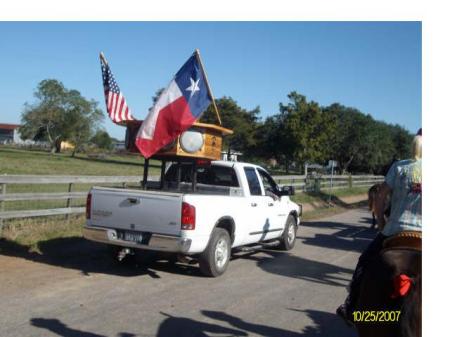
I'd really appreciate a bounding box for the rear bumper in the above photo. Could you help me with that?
[83,225,192,253]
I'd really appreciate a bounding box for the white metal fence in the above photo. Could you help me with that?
[273,174,384,192]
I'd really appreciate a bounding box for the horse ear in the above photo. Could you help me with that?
[391,274,413,298]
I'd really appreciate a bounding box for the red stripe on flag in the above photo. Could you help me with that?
[118,97,125,121]
[107,92,113,114]
[135,96,196,158]
[109,99,114,120]
[114,93,120,122]
[124,107,131,121]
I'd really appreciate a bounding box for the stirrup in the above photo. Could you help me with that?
[336,304,354,327]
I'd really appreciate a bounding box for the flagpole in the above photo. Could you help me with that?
[99,52,108,65]
[194,49,222,125]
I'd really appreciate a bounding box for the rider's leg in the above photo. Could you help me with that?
[337,233,387,321]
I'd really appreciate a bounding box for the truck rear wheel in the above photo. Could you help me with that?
[199,228,231,277]
[278,215,297,250]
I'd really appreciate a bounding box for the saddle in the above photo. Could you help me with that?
[382,231,422,251]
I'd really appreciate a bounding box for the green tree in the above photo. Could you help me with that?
[199,97,261,158]
[392,124,414,159]
[65,90,103,157]
[322,103,413,174]
[90,130,114,151]
[261,92,335,173]
[20,79,104,154]
[324,104,382,173]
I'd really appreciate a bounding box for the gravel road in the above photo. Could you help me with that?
[0,207,377,337]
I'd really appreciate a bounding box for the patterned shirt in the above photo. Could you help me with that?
[382,159,422,236]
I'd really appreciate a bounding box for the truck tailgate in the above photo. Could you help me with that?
[89,187,182,236]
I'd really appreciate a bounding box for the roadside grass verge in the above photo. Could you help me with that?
[292,187,369,221]
[301,200,367,220]
[292,186,368,204]
[1,215,85,253]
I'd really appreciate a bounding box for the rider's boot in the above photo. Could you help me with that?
[336,295,355,327]
[336,279,359,327]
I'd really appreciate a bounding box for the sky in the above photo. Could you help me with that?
[0,22,421,140]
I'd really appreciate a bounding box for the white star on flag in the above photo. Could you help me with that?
[186,77,200,97]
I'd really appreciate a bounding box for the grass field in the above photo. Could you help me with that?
[0,146,161,176]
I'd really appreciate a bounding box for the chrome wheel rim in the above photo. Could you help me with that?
[287,223,295,245]
[215,238,229,269]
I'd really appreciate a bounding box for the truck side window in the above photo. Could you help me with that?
[244,167,262,196]
[257,169,279,194]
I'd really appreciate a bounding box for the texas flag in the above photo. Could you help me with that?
[135,52,212,158]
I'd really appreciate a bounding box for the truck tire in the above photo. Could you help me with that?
[199,228,231,277]
[278,215,297,250]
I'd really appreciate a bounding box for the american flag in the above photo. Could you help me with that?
[100,53,134,124]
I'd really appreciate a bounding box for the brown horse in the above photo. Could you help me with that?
[368,184,381,228]
[368,183,391,229]
[355,236,421,337]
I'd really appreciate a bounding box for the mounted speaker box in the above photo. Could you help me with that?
[125,121,233,161]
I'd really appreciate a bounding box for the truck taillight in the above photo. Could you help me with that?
[181,202,195,230]
[86,192,92,219]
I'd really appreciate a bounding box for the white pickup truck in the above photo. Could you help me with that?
[83,160,301,276]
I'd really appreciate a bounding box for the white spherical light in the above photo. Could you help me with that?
[180,130,204,153]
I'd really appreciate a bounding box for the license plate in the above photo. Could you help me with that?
[123,231,143,243]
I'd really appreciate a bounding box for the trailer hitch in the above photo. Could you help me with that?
[117,248,134,261]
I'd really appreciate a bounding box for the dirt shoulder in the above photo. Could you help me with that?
[301,193,367,213]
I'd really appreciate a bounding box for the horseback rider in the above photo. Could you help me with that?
[337,128,422,324]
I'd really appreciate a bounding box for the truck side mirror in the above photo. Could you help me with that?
[280,185,295,196]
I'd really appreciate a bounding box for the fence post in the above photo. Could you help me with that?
[348,174,353,189]
[65,183,73,221]
[314,177,321,193]
[0,183,6,231]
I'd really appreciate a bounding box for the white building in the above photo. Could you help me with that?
[0,123,21,144]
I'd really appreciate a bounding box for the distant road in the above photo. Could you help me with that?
[0,208,376,337]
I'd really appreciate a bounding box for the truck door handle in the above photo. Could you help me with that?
[251,202,258,207]
[127,198,139,204]
[268,202,274,207]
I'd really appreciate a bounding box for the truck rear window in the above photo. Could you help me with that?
[165,164,239,187]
